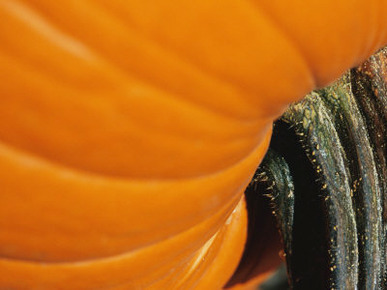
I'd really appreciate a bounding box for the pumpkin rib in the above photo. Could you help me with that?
[145,233,220,289]
[0,52,270,180]
[0,192,237,265]
[353,0,383,65]
[0,0,316,180]
[0,197,247,289]
[12,0,269,120]
[0,50,264,141]
[243,0,317,90]
[0,124,270,182]
[1,0,282,179]
[371,1,387,60]
[90,0,316,108]
[149,205,247,289]
[355,0,387,63]
[0,2,262,123]
[0,129,271,262]
[0,195,238,264]
[255,0,387,87]
[0,51,267,179]
[0,75,268,179]
[19,0,315,118]
[88,0,276,112]
[148,197,247,290]
[94,0,315,117]
[0,0,93,60]
[190,199,248,289]
[249,0,346,86]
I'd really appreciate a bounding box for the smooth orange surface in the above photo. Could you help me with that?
[0,0,386,288]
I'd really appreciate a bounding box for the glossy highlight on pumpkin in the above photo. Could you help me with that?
[0,0,386,288]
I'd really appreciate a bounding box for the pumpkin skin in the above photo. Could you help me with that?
[0,0,386,288]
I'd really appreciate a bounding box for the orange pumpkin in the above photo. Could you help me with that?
[0,0,386,288]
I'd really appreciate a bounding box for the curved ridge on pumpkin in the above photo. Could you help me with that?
[0,197,247,289]
[0,129,271,262]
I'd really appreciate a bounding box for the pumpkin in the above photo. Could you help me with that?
[0,0,386,288]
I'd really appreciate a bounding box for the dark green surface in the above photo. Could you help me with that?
[252,48,386,289]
